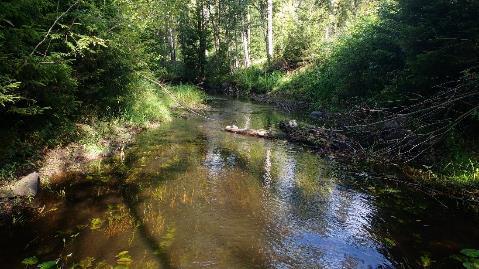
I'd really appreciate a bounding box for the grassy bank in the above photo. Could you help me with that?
[0,83,206,184]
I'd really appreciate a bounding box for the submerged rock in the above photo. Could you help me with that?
[287,120,298,128]
[0,172,40,198]
[310,111,325,119]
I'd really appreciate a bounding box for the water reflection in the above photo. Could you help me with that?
[1,98,478,268]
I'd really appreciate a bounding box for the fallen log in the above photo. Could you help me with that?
[224,120,360,154]
[278,120,358,152]
[224,125,274,139]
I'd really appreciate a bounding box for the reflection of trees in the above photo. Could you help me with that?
[120,114,271,268]
[263,144,272,186]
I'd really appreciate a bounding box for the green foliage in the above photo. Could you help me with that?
[455,249,479,269]
[231,65,285,94]
[123,80,172,124]
[123,81,205,124]
[38,260,57,269]
[0,0,208,180]
[440,132,479,186]
[21,256,39,266]
[0,78,22,107]
[115,250,133,267]
[166,84,206,109]
[281,24,311,67]
[90,217,103,230]
[278,13,404,107]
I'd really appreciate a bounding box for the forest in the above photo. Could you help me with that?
[0,0,479,268]
[2,0,478,188]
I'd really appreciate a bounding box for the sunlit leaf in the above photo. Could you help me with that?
[461,249,479,258]
[90,218,103,230]
[115,250,132,267]
[21,256,38,265]
[38,260,57,269]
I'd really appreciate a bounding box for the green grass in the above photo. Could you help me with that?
[164,84,207,109]
[230,65,288,94]
[437,134,479,187]
[124,80,205,124]
[442,158,479,187]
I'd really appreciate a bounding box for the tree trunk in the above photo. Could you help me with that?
[196,0,208,79]
[266,0,274,61]
[167,25,176,62]
[211,2,220,53]
[242,8,251,67]
[325,0,337,40]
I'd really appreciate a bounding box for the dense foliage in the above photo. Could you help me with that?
[0,0,204,177]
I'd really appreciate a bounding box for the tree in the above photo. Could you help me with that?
[266,0,274,61]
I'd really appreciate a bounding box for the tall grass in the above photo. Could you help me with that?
[164,84,207,109]
[231,65,286,94]
[123,80,205,124]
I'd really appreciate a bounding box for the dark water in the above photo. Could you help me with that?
[1,98,478,268]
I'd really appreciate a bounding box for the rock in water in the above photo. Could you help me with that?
[0,172,40,198]
[310,111,324,119]
[287,120,298,128]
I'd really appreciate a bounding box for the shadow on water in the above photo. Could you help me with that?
[120,182,174,269]
[0,97,478,268]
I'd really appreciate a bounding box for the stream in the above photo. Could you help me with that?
[1,97,478,268]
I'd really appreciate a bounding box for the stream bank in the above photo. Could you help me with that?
[242,93,479,203]
[0,120,151,226]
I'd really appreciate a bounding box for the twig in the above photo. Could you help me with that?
[29,0,79,57]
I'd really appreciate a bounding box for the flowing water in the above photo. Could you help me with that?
[1,97,478,268]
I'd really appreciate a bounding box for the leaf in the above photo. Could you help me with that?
[90,218,103,230]
[37,260,57,269]
[462,249,479,258]
[116,251,129,258]
[21,256,39,265]
[463,261,479,269]
[116,250,132,266]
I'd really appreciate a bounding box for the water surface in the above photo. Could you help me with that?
[1,98,478,268]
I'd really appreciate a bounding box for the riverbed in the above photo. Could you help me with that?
[1,97,478,268]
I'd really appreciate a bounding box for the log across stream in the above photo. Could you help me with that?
[225,120,357,154]
[224,125,274,139]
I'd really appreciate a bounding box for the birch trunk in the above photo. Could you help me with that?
[242,9,251,67]
[167,26,176,62]
[266,0,274,61]
[325,0,337,40]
